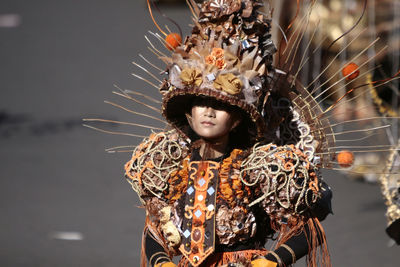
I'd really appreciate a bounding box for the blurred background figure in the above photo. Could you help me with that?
[273,0,399,121]
[270,0,400,184]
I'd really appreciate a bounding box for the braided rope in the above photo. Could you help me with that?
[126,131,189,199]
[240,144,318,215]
[379,139,400,226]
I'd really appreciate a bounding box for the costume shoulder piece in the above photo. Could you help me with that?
[125,130,190,203]
[241,143,322,229]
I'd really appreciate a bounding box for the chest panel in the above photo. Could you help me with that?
[179,161,219,266]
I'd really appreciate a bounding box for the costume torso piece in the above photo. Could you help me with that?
[125,130,325,266]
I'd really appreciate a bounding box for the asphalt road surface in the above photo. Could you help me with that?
[0,1,398,266]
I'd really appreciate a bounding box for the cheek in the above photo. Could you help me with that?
[191,107,204,121]
[190,111,200,127]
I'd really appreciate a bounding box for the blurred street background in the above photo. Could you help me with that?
[0,0,398,266]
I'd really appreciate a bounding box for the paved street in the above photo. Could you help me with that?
[0,1,398,266]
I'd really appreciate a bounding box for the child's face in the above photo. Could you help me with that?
[189,105,238,141]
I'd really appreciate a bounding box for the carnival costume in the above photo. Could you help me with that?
[79,0,400,265]
[123,1,335,266]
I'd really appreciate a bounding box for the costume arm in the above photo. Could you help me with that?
[264,182,333,266]
[124,131,188,263]
[242,144,333,266]
[264,222,323,266]
[145,232,172,267]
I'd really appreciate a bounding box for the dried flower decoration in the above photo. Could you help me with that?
[180,68,203,87]
[215,58,226,69]
[214,73,242,95]
[205,48,227,70]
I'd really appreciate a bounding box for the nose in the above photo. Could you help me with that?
[204,107,216,118]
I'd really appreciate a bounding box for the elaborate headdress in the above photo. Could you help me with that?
[161,0,276,140]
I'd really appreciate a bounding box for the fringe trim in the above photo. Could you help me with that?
[275,218,331,267]
[142,216,173,267]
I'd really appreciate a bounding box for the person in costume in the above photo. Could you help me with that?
[124,1,333,266]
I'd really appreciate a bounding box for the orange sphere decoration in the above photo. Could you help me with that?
[337,150,354,168]
[342,62,360,80]
[165,33,182,51]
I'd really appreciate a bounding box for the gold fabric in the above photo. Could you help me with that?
[213,73,242,95]
[180,68,203,87]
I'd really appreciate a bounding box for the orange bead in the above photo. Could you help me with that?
[165,33,182,51]
[337,150,354,168]
[342,62,360,80]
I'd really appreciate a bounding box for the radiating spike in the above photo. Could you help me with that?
[82,118,164,131]
[282,14,309,70]
[132,61,162,83]
[186,0,199,19]
[125,90,162,104]
[326,125,391,136]
[314,90,371,122]
[131,73,159,89]
[106,149,136,153]
[114,84,162,104]
[105,145,138,152]
[83,124,147,138]
[151,0,183,38]
[315,87,379,122]
[289,19,320,83]
[139,54,164,72]
[312,44,386,105]
[340,163,388,168]
[165,25,172,34]
[317,75,400,118]
[330,145,396,150]
[290,30,369,105]
[316,147,400,155]
[272,17,288,44]
[112,91,161,113]
[145,35,167,58]
[303,28,367,94]
[313,64,381,108]
[312,115,392,132]
[336,133,380,142]
[281,8,309,56]
[258,10,288,44]
[308,38,383,107]
[147,46,163,58]
[289,28,327,88]
[326,168,395,175]
[324,0,368,54]
[104,101,166,124]
[146,0,167,37]
[148,31,170,51]
[286,13,312,72]
[330,117,400,127]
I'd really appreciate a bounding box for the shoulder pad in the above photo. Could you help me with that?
[241,143,322,226]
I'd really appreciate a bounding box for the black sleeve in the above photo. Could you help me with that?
[145,232,171,266]
[310,180,333,221]
[265,182,333,265]
[264,223,319,265]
